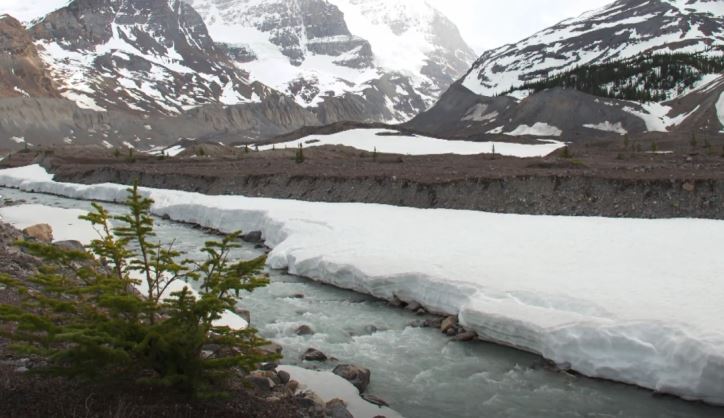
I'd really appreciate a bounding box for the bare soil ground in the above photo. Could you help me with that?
[2,131,724,218]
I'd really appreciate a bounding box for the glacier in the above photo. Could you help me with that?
[1,164,724,406]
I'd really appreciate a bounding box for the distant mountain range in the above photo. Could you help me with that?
[0,0,474,148]
[408,0,724,139]
[0,0,722,151]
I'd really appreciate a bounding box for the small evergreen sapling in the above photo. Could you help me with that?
[295,143,304,163]
[0,184,276,397]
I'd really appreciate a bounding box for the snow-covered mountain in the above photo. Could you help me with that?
[29,0,269,115]
[184,0,476,123]
[409,0,724,139]
[462,0,723,97]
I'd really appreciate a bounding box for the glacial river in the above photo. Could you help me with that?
[0,186,721,418]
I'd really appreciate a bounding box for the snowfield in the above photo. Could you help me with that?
[258,129,565,157]
[2,165,724,406]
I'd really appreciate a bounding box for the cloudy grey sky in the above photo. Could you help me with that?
[428,0,614,53]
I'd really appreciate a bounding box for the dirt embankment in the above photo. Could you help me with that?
[1,140,719,219]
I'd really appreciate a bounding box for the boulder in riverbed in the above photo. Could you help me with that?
[454,330,478,342]
[302,348,327,362]
[326,398,353,418]
[333,364,371,393]
[362,394,389,407]
[295,325,315,336]
[22,224,53,242]
[242,230,263,243]
[440,316,458,333]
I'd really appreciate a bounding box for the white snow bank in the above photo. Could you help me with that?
[505,123,562,137]
[0,200,247,330]
[258,129,564,158]
[583,121,628,135]
[0,204,97,244]
[717,92,724,131]
[2,165,724,405]
[279,365,402,418]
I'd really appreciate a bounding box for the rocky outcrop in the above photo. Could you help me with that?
[0,15,58,98]
[22,224,53,242]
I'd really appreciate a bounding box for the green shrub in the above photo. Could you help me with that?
[0,184,276,398]
[560,146,573,159]
[295,143,304,164]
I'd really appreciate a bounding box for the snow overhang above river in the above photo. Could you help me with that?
[1,164,724,406]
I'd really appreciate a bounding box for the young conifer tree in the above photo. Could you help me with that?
[0,184,277,397]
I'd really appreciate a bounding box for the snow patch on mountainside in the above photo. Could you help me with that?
[623,101,704,133]
[506,123,562,137]
[3,165,724,406]
[584,121,628,135]
[258,129,564,157]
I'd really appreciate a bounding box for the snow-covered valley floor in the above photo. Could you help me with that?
[257,128,565,157]
[1,165,723,407]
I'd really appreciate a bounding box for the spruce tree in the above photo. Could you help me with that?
[0,184,276,398]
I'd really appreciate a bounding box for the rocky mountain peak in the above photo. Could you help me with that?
[462,0,723,97]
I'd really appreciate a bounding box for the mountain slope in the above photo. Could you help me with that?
[0,0,331,149]
[29,0,267,115]
[0,15,59,98]
[409,0,724,140]
[462,0,723,97]
[185,0,476,123]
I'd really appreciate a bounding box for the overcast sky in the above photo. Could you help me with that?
[428,0,614,53]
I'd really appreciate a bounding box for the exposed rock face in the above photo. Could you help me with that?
[0,15,58,98]
[462,0,724,96]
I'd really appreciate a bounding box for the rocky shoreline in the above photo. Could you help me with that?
[0,212,390,418]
